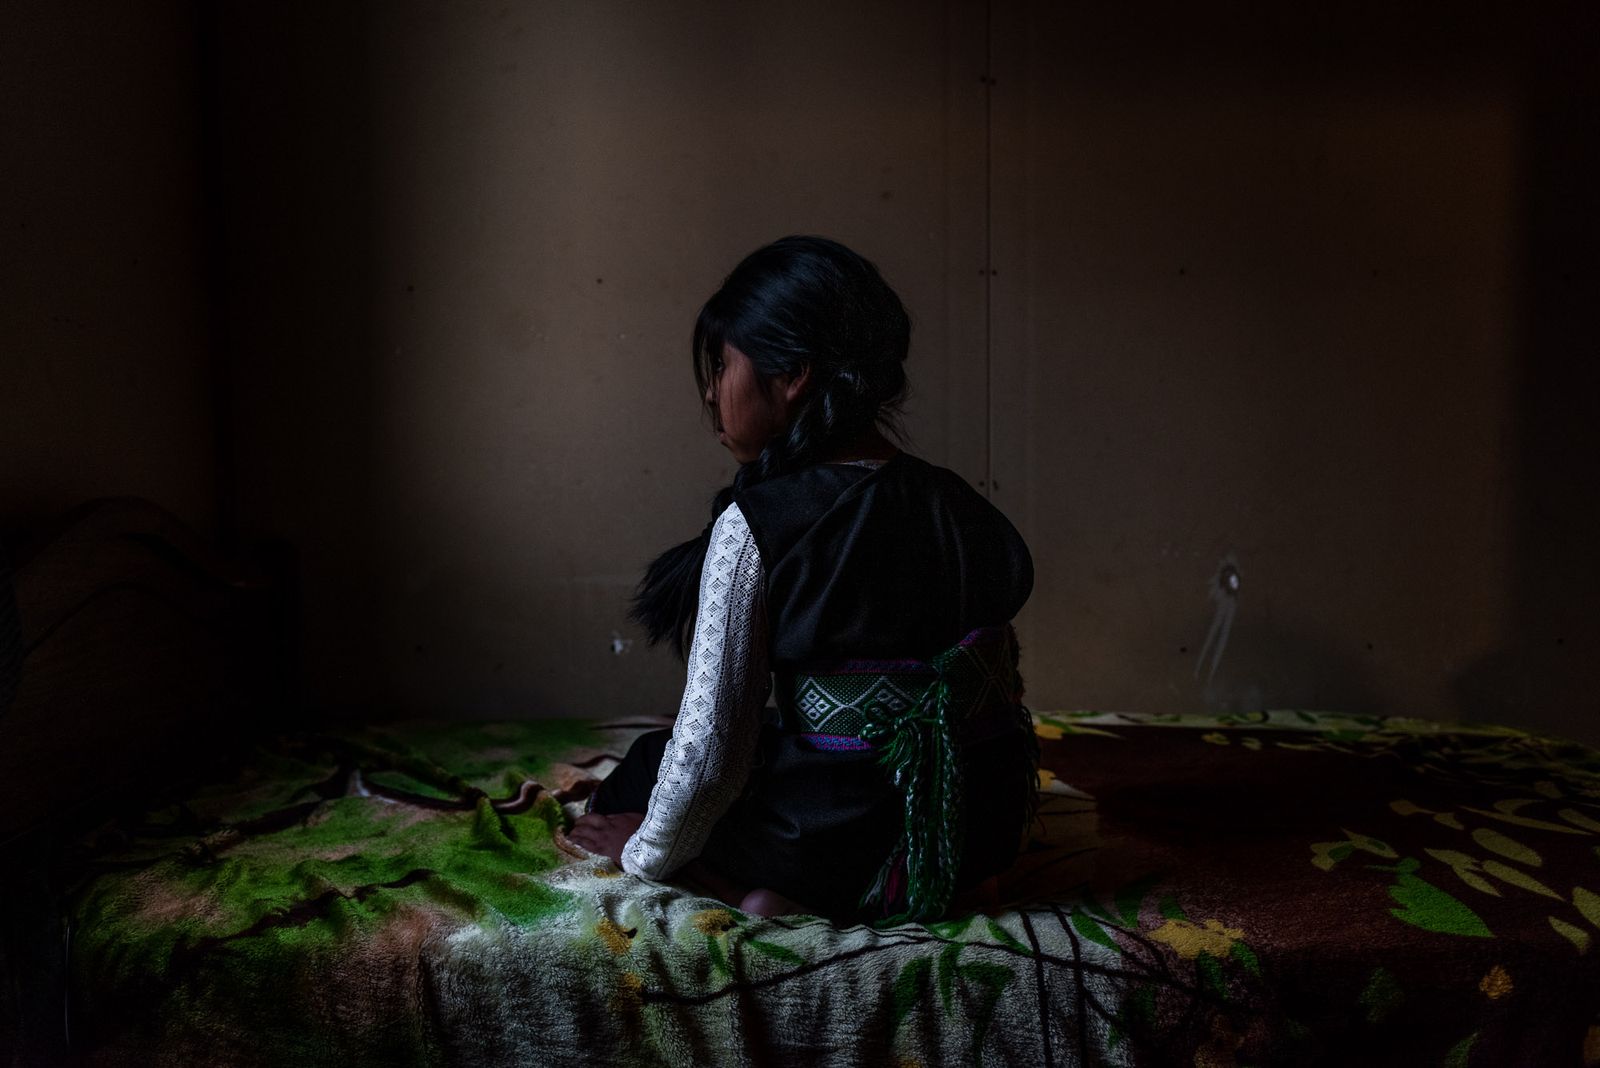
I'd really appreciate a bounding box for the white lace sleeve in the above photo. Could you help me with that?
[620,502,770,880]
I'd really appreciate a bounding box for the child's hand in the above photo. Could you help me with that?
[567,811,645,864]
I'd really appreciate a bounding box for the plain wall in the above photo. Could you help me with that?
[993,7,1521,720]
[0,2,215,536]
[212,0,992,720]
[987,5,1597,744]
[7,2,1595,744]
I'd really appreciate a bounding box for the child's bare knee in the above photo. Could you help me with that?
[738,887,806,917]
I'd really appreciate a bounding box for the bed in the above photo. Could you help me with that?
[6,502,1600,1066]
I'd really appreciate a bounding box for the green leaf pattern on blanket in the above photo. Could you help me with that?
[1367,857,1493,938]
[1358,965,1404,1024]
[746,937,803,964]
[1444,1030,1479,1068]
[886,934,1021,1064]
[985,917,1029,955]
[1318,767,1600,947]
[61,711,1600,1065]
[855,872,1276,1062]
[69,724,595,1063]
[1070,909,1119,952]
[891,957,933,1030]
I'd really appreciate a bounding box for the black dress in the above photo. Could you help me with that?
[594,453,1034,922]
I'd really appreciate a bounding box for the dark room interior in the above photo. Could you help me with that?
[3,2,1598,1064]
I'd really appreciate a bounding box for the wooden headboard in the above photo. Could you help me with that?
[0,498,296,847]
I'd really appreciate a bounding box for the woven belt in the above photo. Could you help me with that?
[776,625,1025,747]
[774,624,1036,925]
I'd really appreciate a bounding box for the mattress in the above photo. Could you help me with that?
[62,710,1600,1065]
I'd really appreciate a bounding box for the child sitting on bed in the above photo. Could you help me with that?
[568,235,1037,924]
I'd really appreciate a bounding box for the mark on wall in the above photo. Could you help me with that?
[610,631,634,656]
[1195,556,1241,684]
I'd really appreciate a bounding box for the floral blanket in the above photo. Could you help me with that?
[64,711,1600,1066]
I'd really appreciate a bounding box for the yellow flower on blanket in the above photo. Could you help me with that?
[596,917,634,955]
[1148,917,1246,961]
[1479,964,1513,999]
[691,908,738,937]
[610,971,644,1016]
[1033,715,1121,740]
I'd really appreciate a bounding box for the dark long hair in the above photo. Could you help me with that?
[632,235,912,658]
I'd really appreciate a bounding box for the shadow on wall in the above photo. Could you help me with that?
[202,3,387,719]
[1452,10,1600,749]
[1190,613,1386,720]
